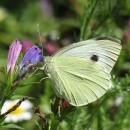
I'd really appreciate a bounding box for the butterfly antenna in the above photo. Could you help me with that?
[37,24,44,56]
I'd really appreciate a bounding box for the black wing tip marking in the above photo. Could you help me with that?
[95,36,121,45]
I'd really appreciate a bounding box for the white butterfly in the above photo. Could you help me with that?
[42,36,122,106]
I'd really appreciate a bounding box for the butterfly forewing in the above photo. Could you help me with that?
[44,36,122,106]
[52,37,121,73]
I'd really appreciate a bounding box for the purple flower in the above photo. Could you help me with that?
[7,40,22,75]
[124,19,130,41]
[124,32,130,40]
[20,46,44,69]
[45,42,58,55]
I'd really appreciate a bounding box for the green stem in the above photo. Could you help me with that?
[86,95,109,129]
[80,0,99,40]
[0,97,5,113]
[48,120,51,130]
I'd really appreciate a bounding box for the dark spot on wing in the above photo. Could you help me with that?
[91,55,98,62]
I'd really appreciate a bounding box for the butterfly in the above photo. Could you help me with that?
[42,36,122,106]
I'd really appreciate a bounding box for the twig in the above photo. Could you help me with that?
[34,107,47,130]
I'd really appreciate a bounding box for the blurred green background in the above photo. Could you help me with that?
[1,0,130,130]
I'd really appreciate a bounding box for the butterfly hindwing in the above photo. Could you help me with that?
[47,56,111,106]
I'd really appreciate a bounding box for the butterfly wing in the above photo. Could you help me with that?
[47,56,111,106]
[53,36,121,73]
[45,37,122,106]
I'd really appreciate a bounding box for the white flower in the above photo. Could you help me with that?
[1,99,33,123]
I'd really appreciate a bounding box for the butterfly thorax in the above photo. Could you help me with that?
[44,56,56,76]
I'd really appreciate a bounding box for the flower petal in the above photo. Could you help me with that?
[7,40,22,75]
[20,100,33,110]
[20,45,44,69]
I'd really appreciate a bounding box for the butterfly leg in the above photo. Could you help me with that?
[28,67,41,78]
[40,75,51,82]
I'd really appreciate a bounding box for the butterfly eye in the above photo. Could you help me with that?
[90,55,98,62]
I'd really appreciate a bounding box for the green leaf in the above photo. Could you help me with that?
[0,124,24,129]
[18,82,40,88]
[11,95,34,100]
[35,120,42,130]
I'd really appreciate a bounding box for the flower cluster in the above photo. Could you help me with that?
[7,40,44,81]
[0,40,44,123]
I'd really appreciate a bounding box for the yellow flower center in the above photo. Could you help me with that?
[9,104,24,115]
[11,107,23,115]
